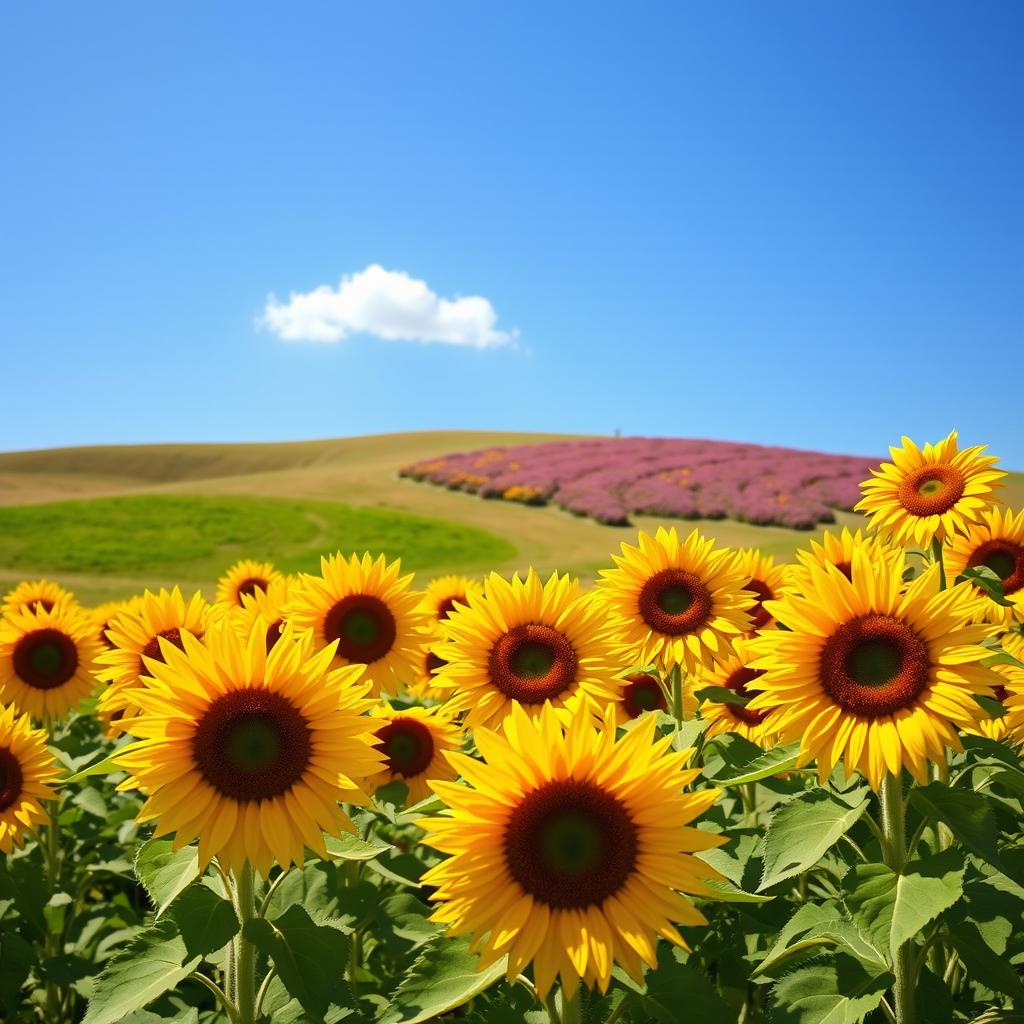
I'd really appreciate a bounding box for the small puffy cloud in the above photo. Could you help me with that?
[259,264,516,349]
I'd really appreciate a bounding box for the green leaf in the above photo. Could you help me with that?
[946,921,1024,1000]
[0,933,35,1010]
[772,953,893,1024]
[699,878,774,903]
[716,742,801,785]
[134,839,201,918]
[244,905,350,1018]
[168,885,239,959]
[694,685,750,706]
[956,566,1013,605]
[59,749,127,785]
[842,850,965,965]
[908,783,1024,886]
[760,790,869,891]
[82,920,200,1024]
[73,785,110,818]
[379,894,442,949]
[323,832,393,861]
[378,934,507,1024]
[973,693,1008,718]
[640,943,735,1022]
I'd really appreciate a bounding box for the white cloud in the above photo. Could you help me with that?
[259,264,516,349]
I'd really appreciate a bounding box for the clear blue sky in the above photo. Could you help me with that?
[2,2,1021,464]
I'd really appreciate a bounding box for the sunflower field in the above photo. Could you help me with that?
[1,430,1022,1024]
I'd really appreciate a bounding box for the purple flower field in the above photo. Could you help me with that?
[400,437,876,529]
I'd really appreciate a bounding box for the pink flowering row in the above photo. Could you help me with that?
[399,437,875,529]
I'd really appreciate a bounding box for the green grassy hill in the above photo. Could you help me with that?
[1,431,1019,605]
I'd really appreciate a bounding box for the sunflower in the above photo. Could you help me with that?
[0,602,101,719]
[234,577,293,654]
[90,597,142,650]
[2,579,74,616]
[615,672,669,721]
[735,549,789,632]
[96,588,209,733]
[216,559,283,608]
[965,662,1024,742]
[419,701,725,998]
[419,575,483,624]
[365,703,462,803]
[0,705,60,853]
[945,506,1024,626]
[288,553,426,697]
[432,572,623,731]
[114,621,382,874]
[746,549,1000,788]
[596,527,754,674]
[406,629,448,701]
[788,527,898,596]
[697,638,777,745]
[856,431,1004,548]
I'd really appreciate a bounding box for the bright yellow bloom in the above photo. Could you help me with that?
[288,553,426,698]
[747,550,1000,789]
[735,548,789,632]
[233,577,293,654]
[596,527,754,673]
[96,588,209,733]
[788,527,899,596]
[432,571,623,731]
[856,431,1003,548]
[965,662,1023,742]
[419,702,725,998]
[698,638,778,746]
[0,704,60,853]
[2,579,75,617]
[365,702,463,804]
[114,621,382,874]
[419,575,483,624]
[216,559,283,608]
[0,602,101,719]
[945,506,1024,626]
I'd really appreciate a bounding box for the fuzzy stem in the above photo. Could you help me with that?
[560,982,582,1024]
[234,862,257,1024]
[670,664,686,725]
[930,538,946,592]
[879,773,915,1024]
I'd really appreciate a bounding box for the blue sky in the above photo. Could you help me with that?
[2,2,1021,464]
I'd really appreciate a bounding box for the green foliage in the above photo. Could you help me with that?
[771,953,893,1024]
[0,494,515,580]
[133,839,201,919]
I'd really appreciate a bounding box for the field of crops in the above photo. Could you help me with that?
[0,429,1022,1024]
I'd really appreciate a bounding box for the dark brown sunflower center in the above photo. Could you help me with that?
[265,619,285,653]
[488,623,578,704]
[834,560,853,581]
[323,594,397,664]
[236,577,269,603]
[621,672,667,718]
[377,718,434,777]
[819,614,930,717]
[637,568,713,636]
[992,684,1008,704]
[140,627,190,666]
[0,747,24,812]
[192,689,312,801]
[436,595,464,621]
[897,464,966,517]
[724,666,768,725]
[425,651,446,677]
[968,539,1024,597]
[504,779,637,909]
[12,629,79,690]
[745,579,775,631]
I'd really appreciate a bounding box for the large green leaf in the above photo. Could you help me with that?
[0,933,35,1011]
[640,944,736,1023]
[715,742,801,785]
[323,833,393,861]
[760,790,869,891]
[168,885,239,959]
[842,850,965,965]
[82,920,200,1024]
[378,934,507,1024]
[244,905,350,1018]
[134,839,201,918]
[908,783,1024,885]
[946,921,1024,1001]
[772,953,893,1024]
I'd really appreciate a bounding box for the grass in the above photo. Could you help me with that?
[0,493,516,587]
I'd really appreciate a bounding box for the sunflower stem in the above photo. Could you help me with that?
[560,982,582,1024]
[234,862,257,1024]
[669,665,686,725]
[879,773,916,1024]
[43,754,63,1024]
[930,538,946,592]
